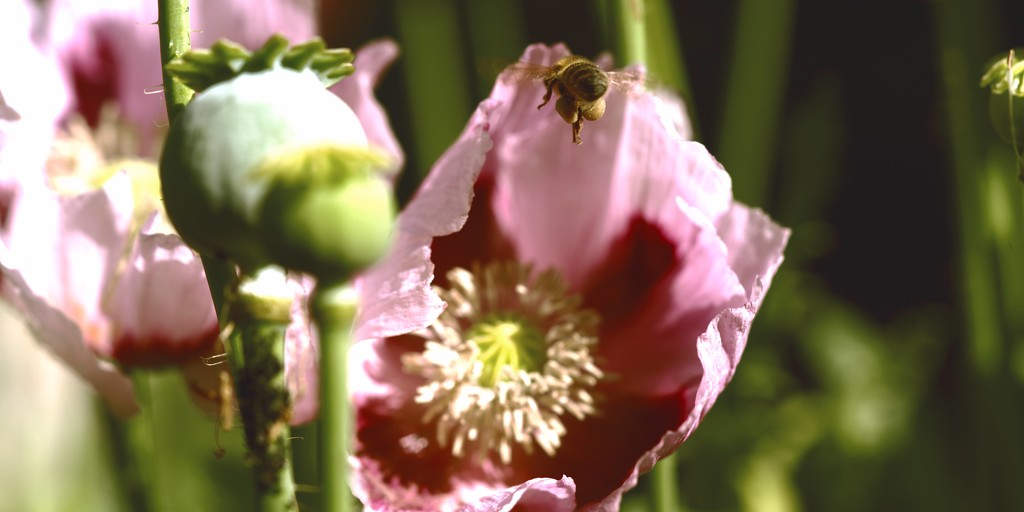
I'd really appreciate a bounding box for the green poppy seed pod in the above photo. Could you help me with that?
[255,146,396,282]
[159,67,367,270]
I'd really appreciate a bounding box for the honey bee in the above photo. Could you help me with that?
[503,55,645,144]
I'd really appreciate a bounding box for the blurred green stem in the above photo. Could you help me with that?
[394,0,471,178]
[463,0,526,98]
[126,373,163,512]
[717,0,795,207]
[652,453,681,512]
[157,0,193,122]
[644,0,697,137]
[934,0,1002,378]
[607,0,648,66]
[311,281,359,512]
[934,0,1024,509]
[225,268,298,512]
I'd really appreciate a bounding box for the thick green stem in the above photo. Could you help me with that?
[607,0,648,67]
[311,281,359,512]
[157,0,194,122]
[226,268,298,512]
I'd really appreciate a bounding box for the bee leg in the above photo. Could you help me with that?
[538,82,555,109]
[538,76,558,109]
[572,116,584,144]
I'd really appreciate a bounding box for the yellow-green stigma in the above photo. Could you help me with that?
[468,314,545,388]
[403,261,605,464]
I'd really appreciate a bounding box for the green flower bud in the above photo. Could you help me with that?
[159,67,367,269]
[256,145,396,282]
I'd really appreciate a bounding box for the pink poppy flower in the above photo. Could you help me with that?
[0,172,212,417]
[348,44,790,511]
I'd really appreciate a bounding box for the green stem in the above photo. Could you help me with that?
[157,0,194,122]
[607,0,648,66]
[226,268,298,512]
[644,0,698,137]
[311,281,359,512]
[126,373,164,512]
[716,0,795,207]
[201,256,236,327]
[157,0,233,329]
[652,452,681,512]
[394,0,472,178]
[934,0,1002,377]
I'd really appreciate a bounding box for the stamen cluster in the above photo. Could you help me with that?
[403,261,604,463]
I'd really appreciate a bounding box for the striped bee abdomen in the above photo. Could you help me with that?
[560,59,609,102]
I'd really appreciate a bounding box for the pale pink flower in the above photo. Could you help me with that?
[0,173,213,416]
[347,44,790,511]
[0,0,377,419]
[0,0,69,231]
[44,0,317,155]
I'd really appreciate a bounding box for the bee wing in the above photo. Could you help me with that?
[499,61,553,84]
[606,68,647,94]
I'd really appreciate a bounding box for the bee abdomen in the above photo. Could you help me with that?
[562,60,609,102]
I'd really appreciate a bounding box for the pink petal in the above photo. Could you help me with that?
[479,44,573,146]
[465,476,577,512]
[353,127,491,340]
[4,173,135,354]
[331,40,405,171]
[0,0,69,213]
[104,216,219,367]
[587,212,789,509]
[592,196,747,396]
[285,275,319,425]
[0,241,138,416]
[0,172,138,415]
[47,0,316,154]
[650,88,693,141]
[189,0,315,49]
[488,90,634,289]
[714,202,791,297]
